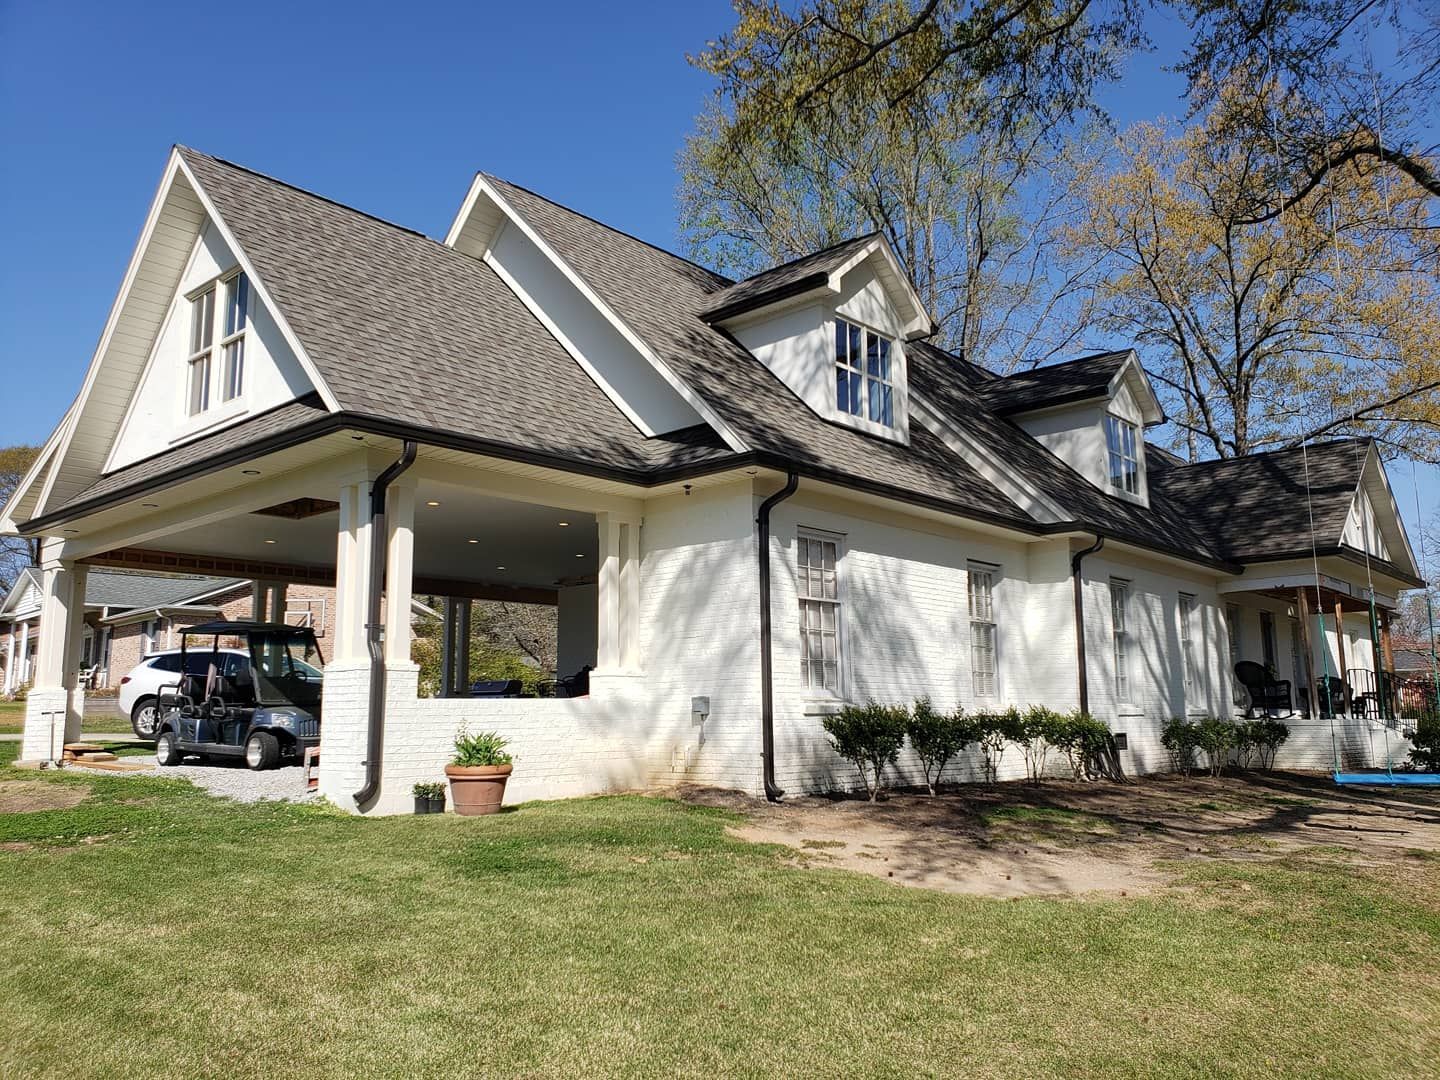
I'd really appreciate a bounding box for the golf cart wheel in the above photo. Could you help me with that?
[131,697,159,739]
[245,731,280,771]
[156,731,183,766]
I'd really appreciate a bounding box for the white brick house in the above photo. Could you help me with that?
[2,147,1422,811]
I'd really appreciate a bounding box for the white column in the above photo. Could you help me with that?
[620,520,640,671]
[383,479,416,666]
[3,621,13,694]
[21,554,87,758]
[595,513,621,671]
[18,620,29,685]
[250,581,268,622]
[332,481,376,664]
[267,582,287,624]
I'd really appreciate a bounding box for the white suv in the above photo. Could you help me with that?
[117,649,250,738]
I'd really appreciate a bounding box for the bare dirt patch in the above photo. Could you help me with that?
[682,771,1440,899]
[0,780,87,814]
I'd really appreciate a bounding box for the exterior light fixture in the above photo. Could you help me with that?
[496,565,507,571]
[467,539,479,544]
[264,539,277,545]
[141,502,159,508]
[575,553,585,558]
[242,469,261,476]
[557,521,570,527]
[63,528,78,534]
[426,500,441,507]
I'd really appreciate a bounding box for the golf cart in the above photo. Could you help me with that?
[154,621,324,770]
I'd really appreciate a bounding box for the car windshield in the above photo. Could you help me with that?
[249,629,324,707]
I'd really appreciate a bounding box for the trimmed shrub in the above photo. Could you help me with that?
[1015,705,1062,784]
[822,701,910,801]
[1194,717,1236,777]
[906,698,973,796]
[1161,717,1199,776]
[974,706,1023,783]
[1407,714,1440,772]
[1235,718,1290,770]
[1050,711,1113,780]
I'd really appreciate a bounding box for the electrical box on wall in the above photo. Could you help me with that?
[691,696,710,718]
[1113,732,1128,750]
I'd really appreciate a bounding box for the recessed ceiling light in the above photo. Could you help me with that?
[351,435,364,441]
[263,538,277,544]
[467,539,479,544]
[426,500,441,507]
[141,502,159,508]
[557,521,570,527]
[63,528,78,534]
[575,553,585,558]
[496,565,507,571]
[242,469,261,476]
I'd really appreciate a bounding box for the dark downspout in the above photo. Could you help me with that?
[354,440,419,807]
[1071,535,1105,714]
[758,472,799,802]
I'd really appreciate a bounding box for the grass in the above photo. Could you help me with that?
[1,761,1437,1077]
[0,698,138,736]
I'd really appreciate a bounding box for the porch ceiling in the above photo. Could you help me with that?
[91,481,598,595]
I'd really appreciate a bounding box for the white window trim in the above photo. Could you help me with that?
[1104,413,1144,502]
[179,267,249,432]
[1110,577,1133,706]
[797,527,846,701]
[968,560,1001,701]
[1178,592,1197,694]
[830,315,908,443]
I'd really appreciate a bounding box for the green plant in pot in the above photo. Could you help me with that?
[412,781,446,815]
[445,729,514,816]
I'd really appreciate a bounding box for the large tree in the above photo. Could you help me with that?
[1065,90,1440,460]
[0,445,40,594]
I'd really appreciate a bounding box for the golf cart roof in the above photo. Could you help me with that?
[179,620,312,636]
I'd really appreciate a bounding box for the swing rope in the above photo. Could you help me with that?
[1350,436,1394,774]
[1300,436,1341,773]
[1411,465,1440,731]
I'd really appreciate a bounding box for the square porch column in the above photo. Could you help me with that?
[383,478,416,667]
[3,621,13,694]
[21,555,87,761]
[593,512,641,674]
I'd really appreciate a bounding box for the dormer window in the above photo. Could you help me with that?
[187,271,248,416]
[835,319,894,428]
[1105,414,1140,496]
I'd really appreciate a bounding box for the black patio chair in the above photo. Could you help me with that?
[1234,661,1293,718]
[1315,675,1352,718]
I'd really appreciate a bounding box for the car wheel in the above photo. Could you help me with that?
[244,731,280,771]
[131,697,159,739]
[156,731,183,766]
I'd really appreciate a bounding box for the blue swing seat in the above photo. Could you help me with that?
[1333,771,1440,787]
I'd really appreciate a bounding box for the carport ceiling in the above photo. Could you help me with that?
[135,483,598,590]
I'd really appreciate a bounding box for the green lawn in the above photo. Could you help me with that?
[1,749,1437,1078]
[0,698,134,736]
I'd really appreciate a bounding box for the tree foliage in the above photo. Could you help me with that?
[0,445,41,594]
[1065,87,1440,460]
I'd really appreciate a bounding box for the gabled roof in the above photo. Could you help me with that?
[85,571,245,612]
[982,350,1163,425]
[1147,439,1420,583]
[0,568,42,617]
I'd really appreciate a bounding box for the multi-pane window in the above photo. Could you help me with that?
[1178,593,1196,691]
[968,562,999,698]
[187,272,248,416]
[1225,602,1244,705]
[1105,414,1140,495]
[188,288,215,416]
[835,318,895,428]
[798,533,841,693]
[1259,610,1277,671]
[1111,579,1131,701]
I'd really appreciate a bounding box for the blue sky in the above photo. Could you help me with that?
[1,0,1434,547]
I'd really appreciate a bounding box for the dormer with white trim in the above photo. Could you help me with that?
[985,350,1165,507]
[698,235,935,445]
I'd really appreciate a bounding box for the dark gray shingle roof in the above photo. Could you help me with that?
[698,234,880,322]
[86,570,245,611]
[981,351,1131,415]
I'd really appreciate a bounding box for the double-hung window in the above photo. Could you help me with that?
[968,561,999,698]
[1105,414,1140,495]
[187,271,249,417]
[835,318,895,428]
[1111,579,1131,701]
[798,532,842,694]
[1178,593,1196,691]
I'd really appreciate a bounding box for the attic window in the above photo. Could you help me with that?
[1105,414,1140,495]
[187,271,248,416]
[835,319,894,428]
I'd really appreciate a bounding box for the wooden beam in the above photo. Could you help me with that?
[1296,588,1318,718]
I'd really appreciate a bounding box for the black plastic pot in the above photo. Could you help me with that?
[413,795,446,815]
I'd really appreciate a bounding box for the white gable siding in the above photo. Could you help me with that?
[1016,382,1149,504]
[1342,489,1391,560]
[730,262,911,443]
[107,222,314,471]
[485,220,704,437]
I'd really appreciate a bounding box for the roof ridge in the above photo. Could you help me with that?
[727,230,883,284]
[479,171,735,287]
[1164,436,1371,473]
[1001,349,1132,379]
[178,146,430,241]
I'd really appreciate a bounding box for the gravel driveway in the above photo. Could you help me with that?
[128,757,318,804]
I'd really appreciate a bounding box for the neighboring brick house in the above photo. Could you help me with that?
[2,570,339,694]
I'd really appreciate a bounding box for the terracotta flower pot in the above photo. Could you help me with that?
[445,764,513,816]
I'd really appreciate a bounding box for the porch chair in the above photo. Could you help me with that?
[1234,661,1293,718]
